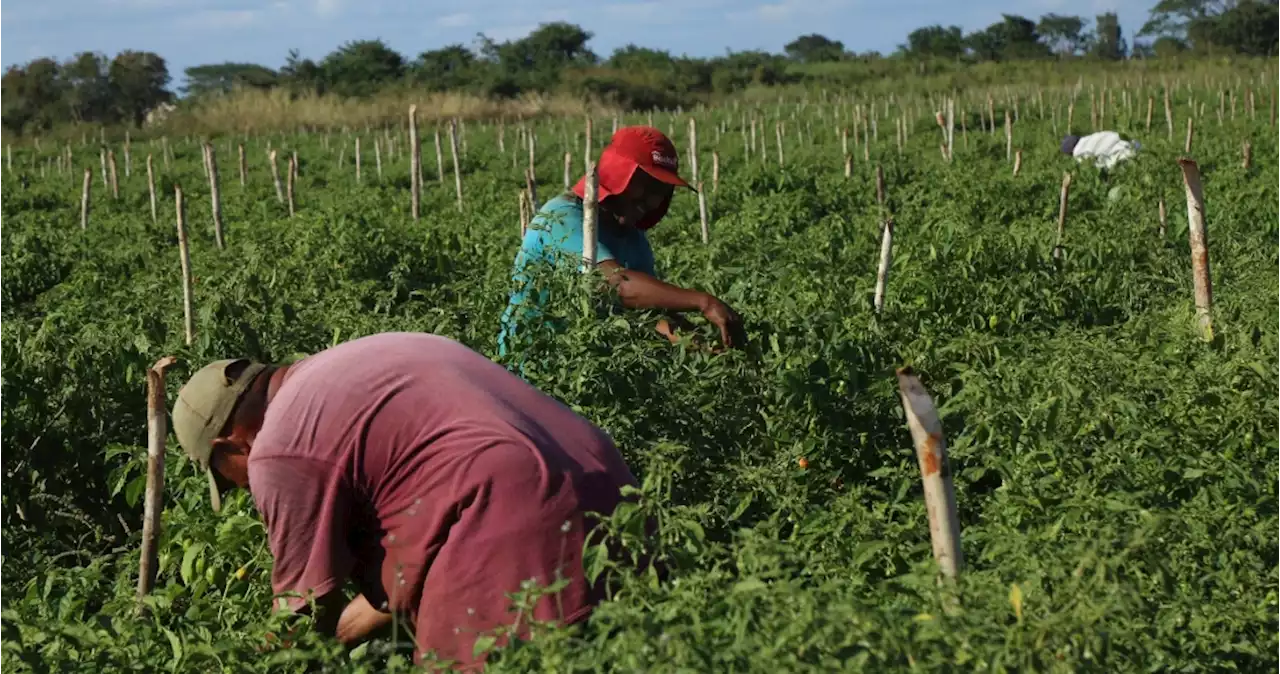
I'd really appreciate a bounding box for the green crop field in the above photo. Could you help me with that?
[2,74,1277,672]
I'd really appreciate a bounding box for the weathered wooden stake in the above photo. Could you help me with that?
[1164,88,1174,140]
[1158,198,1167,238]
[584,117,594,174]
[409,105,421,220]
[896,368,963,580]
[286,156,296,218]
[268,150,284,203]
[448,118,463,211]
[1004,110,1012,162]
[1013,149,1022,176]
[697,180,710,245]
[355,137,362,182]
[81,169,92,230]
[711,151,720,193]
[526,166,539,212]
[374,138,383,179]
[108,150,120,200]
[137,354,178,614]
[434,127,445,184]
[582,161,599,268]
[563,151,572,189]
[237,144,246,188]
[1184,117,1194,154]
[1178,159,1214,342]
[873,218,894,314]
[124,133,132,177]
[147,155,157,223]
[1054,172,1072,262]
[1242,140,1252,169]
[205,143,224,249]
[175,185,194,345]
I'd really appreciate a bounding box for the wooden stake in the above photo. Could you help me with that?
[874,164,885,208]
[775,121,785,167]
[1013,149,1022,177]
[80,168,91,230]
[1004,110,1012,162]
[175,186,194,345]
[448,118,463,211]
[1054,172,1072,262]
[697,180,710,245]
[844,153,852,178]
[712,151,720,193]
[1184,117,1194,154]
[409,105,420,220]
[525,166,539,212]
[355,137,362,183]
[563,151,572,189]
[108,150,120,200]
[268,150,284,203]
[873,218,894,314]
[1158,198,1167,238]
[237,144,246,187]
[896,368,963,580]
[585,117,594,173]
[205,143,224,249]
[434,127,444,184]
[519,189,530,237]
[1242,140,1252,169]
[137,354,178,613]
[374,137,383,179]
[687,117,698,180]
[1164,88,1174,140]
[1178,159,1213,342]
[1145,96,1154,132]
[124,132,131,177]
[582,161,599,267]
[286,156,296,217]
[146,155,157,223]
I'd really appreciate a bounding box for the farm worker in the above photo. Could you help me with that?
[1060,131,1140,170]
[170,332,638,669]
[498,125,745,358]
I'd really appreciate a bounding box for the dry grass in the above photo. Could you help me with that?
[156,88,622,137]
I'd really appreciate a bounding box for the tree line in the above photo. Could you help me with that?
[2,0,1275,136]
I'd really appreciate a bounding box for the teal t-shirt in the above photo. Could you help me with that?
[498,192,657,356]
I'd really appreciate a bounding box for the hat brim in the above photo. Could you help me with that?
[636,164,692,190]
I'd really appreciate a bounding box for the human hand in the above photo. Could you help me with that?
[697,294,746,350]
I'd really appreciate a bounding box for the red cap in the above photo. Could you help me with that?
[573,126,691,230]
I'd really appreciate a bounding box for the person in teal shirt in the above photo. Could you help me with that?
[499,126,744,358]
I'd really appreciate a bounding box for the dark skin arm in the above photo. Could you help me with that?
[597,259,746,349]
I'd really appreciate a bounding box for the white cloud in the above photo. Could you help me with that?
[602,2,666,22]
[481,23,537,41]
[435,12,473,27]
[315,0,342,17]
[177,9,261,29]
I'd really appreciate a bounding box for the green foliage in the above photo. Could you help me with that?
[1,77,1277,672]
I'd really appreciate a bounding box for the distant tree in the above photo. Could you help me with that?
[279,49,325,95]
[1,59,65,134]
[1138,0,1220,40]
[409,45,477,91]
[1153,36,1191,56]
[606,45,678,72]
[1188,0,1278,55]
[109,51,172,126]
[476,22,596,92]
[1091,12,1127,59]
[62,52,114,124]
[1038,14,1088,56]
[784,34,846,63]
[183,63,278,97]
[900,25,966,59]
[967,15,1051,61]
[321,40,405,98]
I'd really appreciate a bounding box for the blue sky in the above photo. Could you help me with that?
[3,0,1154,87]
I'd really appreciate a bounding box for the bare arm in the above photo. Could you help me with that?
[597,259,709,313]
[597,259,746,349]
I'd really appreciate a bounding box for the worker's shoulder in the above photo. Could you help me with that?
[533,193,584,228]
[286,333,471,382]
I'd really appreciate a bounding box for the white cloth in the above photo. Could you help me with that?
[1073,131,1136,169]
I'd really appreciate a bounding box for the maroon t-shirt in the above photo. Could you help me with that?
[248,332,636,665]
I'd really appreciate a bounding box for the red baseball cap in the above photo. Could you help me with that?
[573,126,692,230]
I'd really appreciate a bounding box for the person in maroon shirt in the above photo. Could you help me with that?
[171,332,638,668]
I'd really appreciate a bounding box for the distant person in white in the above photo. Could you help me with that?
[1061,132,1139,170]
